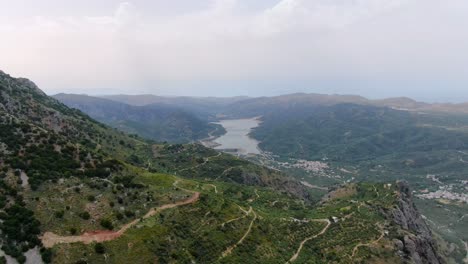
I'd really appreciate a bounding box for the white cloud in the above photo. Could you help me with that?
[0,0,467,101]
[255,0,409,35]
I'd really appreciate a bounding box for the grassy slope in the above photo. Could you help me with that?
[247,104,468,263]
[48,176,403,264]
[0,72,439,263]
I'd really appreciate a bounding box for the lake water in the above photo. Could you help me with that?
[213,118,261,155]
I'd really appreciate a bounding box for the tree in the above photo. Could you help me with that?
[94,243,105,254]
[79,211,90,220]
[100,219,113,230]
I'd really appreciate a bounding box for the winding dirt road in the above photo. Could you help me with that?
[42,185,200,248]
[220,206,257,259]
[351,228,385,258]
[286,219,331,263]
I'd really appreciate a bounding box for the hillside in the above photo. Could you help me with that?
[53,94,222,143]
[221,92,468,118]
[0,70,444,263]
[251,103,468,162]
[235,99,468,263]
[102,94,249,121]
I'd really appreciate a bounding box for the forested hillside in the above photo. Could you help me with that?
[54,94,223,143]
[0,71,445,263]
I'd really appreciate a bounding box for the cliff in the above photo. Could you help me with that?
[391,181,444,264]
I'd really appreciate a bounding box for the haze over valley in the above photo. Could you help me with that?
[1,1,468,263]
[53,91,468,263]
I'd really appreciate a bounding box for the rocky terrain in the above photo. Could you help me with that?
[390,182,443,264]
[0,70,449,263]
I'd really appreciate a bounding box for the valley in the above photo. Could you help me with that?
[2,2,466,263]
[191,98,468,263]
[0,70,459,263]
[77,92,468,263]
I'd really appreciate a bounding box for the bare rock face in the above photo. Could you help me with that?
[392,181,444,264]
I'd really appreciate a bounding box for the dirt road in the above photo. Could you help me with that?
[42,190,200,248]
[286,219,331,263]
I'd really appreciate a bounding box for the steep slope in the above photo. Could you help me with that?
[390,182,443,264]
[54,93,220,143]
[0,70,306,262]
[0,71,134,262]
[0,71,445,264]
[217,93,467,263]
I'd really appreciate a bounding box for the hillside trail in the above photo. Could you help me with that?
[41,180,200,248]
[178,152,222,173]
[220,207,257,259]
[206,183,218,193]
[286,219,331,263]
[221,205,252,227]
[350,226,385,259]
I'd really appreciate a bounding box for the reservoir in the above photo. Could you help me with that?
[212,118,261,155]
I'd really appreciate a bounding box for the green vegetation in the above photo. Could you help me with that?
[54,93,222,143]
[0,71,444,263]
[47,180,405,263]
[244,103,468,263]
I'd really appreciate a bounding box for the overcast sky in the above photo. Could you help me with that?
[1,0,467,102]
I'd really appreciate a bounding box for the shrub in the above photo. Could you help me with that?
[124,210,135,218]
[116,212,124,220]
[70,227,78,235]
[79,212,90,220]
[94,243,105,254]
[54,211,64,218]
[40,248,53,263]
[100,219,113,230]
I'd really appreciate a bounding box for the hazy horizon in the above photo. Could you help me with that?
[1,0,468,102]
[51,91,468,105]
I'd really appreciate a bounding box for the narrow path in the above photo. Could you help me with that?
[214,166,236,181]
[221,206,251,227]
[254,189,260,199]
[206,184,218,194]
[249,189,260,203]
[42,181,200,248]
[373,185,380,197]
[351,228,385,258]
[178,152,221,172]
[286,219,331,263]
[220,207,257,258]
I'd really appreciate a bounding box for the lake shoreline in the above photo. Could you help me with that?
[200,117,263,156]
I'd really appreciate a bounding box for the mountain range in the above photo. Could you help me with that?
[53,93,223,143]
[0,70,450,263]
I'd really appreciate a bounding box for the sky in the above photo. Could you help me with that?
[1,0,467,102]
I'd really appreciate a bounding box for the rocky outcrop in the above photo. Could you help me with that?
[392,181,444,264]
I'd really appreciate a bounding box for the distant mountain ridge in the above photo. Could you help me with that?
[101,94,250,120]
[101,92,468,120]
[220,93,468,118]
[53,93,222,143]
[0,70,448,263]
